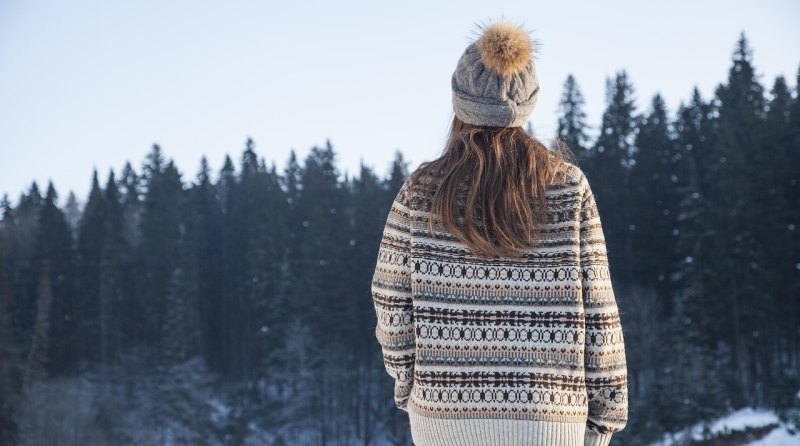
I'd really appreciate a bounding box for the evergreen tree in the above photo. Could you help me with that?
[138,145,184,364]
[75,170,106,369]
[672,88,720,351]
[187,156,225,374]
[786,65,800,372]
[589,70,638,285]
[63,191,81,238]
[0,194,10,227]
[291,139,350,441]
[386,150,409,195]
[219,138,289,380]
[351,158,407,437]
[757,75,797,398]
[215,154,237,378]
[8,183,44,359]
[141,143,165,191]
[283,149,301,215]
[280,149,303,329]
[118,161,143,248]
[97,170,128,368]
[217,154,236,214]
[629,94,680,313]
[556,74,591,159]
[116,162,144,360]
[254,156,292,379]
[295,139,348,346]
[707,32,767,403]
[35,182,77,376]
[347,161,386,350]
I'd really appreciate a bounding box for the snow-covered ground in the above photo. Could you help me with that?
[648,406,799,446]
[747,426,799,446]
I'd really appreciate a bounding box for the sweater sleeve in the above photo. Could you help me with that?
[578,179,629,446]
[371,181,415,412]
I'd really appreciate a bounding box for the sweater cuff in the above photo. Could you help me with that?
[584,428,613,446]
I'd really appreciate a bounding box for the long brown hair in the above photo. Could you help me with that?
[406,115,576,260]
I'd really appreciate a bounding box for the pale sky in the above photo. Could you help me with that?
[1,0,798,205]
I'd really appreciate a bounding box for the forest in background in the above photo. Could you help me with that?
[0,32,798,445]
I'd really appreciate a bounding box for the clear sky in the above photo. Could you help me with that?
[1,0,798,205]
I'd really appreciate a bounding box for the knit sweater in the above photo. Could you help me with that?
[371,162,628,446]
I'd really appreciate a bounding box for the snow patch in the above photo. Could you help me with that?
[707,407,779,434]
[746,426,800,446]
[648,407,797,446]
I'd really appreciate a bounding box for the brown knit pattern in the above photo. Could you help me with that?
[371,162,628,442]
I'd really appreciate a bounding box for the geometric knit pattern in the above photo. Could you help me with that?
[372,162,628,446]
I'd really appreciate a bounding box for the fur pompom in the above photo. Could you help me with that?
[476,21,533,77]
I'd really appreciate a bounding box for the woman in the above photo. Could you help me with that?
[371,19,628,446]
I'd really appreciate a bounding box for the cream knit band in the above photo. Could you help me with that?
[408,400,613,446]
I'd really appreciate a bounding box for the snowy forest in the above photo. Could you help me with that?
[0,32,798,445]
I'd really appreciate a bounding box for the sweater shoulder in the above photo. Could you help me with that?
[404,160,588,190]
[552,161,588,191]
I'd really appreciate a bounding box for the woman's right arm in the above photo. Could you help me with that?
[579,178,629,446]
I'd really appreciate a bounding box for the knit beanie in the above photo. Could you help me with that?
[451,20,539,128]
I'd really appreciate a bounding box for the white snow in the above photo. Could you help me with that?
[648,407,798,446]
[747,426,800,446]
[706,407,778,434]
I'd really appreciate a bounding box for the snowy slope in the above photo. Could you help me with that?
[648,407,798,446]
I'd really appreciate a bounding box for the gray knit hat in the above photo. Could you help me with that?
[451,20,539,128]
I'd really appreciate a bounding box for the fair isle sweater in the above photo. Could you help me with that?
[371,162,628,446]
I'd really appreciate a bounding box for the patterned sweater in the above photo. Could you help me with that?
[371,162,628,446]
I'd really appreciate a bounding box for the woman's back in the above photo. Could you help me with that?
[372,162,628,446]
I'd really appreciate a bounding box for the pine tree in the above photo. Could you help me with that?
[556,74,591,159]
[63,191,81,238]
[757,75,797,399]
[116,162,144,359]
[0,194,10,226]
[217,155,236,212]
[386,149,408,194]
[141,143,165,191]
[119,161,143,248]
[707,32,768,404]
[281,149,302,328]
[98,170,127,368]
[75,170,106,369]
[218,138,289,380]
[589,70,638,285]
[658,89,732,425]
[187,156,225,374]
[6,183,44,361]
[35,182,77,376]
[139,153,184,364]
[672,88,720,350]
[629,94,680,313]
[349,159,398,438]
[295,140,348,348]
[786,64,800,372]
[290,139,350,442]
